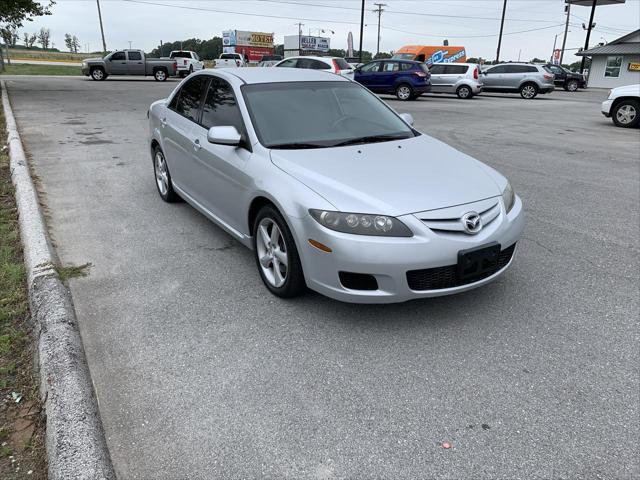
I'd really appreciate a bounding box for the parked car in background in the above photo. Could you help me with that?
[148,68,524,303]
[601,84,640,128]
[258,60,280,67]
[429,62,483,99]
[81,49,177,81]
[354,59,431,101]
[169,50,204,77]
[481,63,555,99]
[274,56,354,79]
[544,63,586,91]
[214,53,247,68]
[260,54,283,62]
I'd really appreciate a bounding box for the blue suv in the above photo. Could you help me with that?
[354,60,431,101]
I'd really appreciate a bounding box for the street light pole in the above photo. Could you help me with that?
[496,0,507,62]
[358,0,365,64]
[96,0,107,52]
[580,0,597,73]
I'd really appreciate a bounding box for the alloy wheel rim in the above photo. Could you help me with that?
[155,152,169,195]
[157,71,166,80]
[398,86,410,99]
[256,218,288,288]
[93,70,103,80]
[523,86,535,98]
[459,87,469,98]
[617,105,636,124]
[568,81,578,91]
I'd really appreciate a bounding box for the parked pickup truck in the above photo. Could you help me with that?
[81,49,177,81]
[169,50,204,77]
[214,53,246,68]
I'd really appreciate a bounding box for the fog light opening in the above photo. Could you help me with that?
[308,239,332,253]
[339,272,378,291]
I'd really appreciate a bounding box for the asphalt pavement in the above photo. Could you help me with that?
[4,75,639,479]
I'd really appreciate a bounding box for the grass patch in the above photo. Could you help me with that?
[0,84,46,478]
[8,48,99,62]
[0,63,82,76]
[55,262,92,282]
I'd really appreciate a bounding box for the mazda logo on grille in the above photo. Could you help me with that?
[461,212,482,234]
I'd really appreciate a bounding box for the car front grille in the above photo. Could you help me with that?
[406,243,516,291]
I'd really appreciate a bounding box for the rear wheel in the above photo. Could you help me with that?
[612,99,640,128]
[253,205,306,298]
[395,83,413,101]
[520,83,538,99]
[456,85,473,99]
[154,69,168,82]
[565,79,579,92]
[90,67,106,81]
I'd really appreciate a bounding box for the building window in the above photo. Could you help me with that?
[605,56,622,77]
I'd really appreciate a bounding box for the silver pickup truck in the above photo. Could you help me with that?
[81,49,177,81]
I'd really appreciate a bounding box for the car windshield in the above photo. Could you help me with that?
[242,81,416,149]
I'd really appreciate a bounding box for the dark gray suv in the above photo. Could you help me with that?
[482,63,555,99]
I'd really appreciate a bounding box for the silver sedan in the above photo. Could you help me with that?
[148,68,524,303]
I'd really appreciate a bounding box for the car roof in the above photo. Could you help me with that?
[283,56,340,61]
[198,67,350,85]
[431,62,474,66]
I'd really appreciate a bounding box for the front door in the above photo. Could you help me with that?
[482,65,507,89]
[108,51,128,74]
[355,61,382,91]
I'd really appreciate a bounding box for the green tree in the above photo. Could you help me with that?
[0,0,54,27]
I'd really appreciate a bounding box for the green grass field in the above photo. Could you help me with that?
[8,48,99,62]
[0,64,82,76]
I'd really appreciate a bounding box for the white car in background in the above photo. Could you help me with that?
[274,56,354,79]
[601,84,640,128]
[169,51,203,77]
[214,53,247,68]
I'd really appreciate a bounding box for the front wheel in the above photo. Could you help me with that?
[90,67,106,81]
[154,69,168,82]
[520,83,538,99]
[612,99,640,128]
[253,205,306,298]
[456,85,473,99]
[395,83,413,101]
[565,79,579,92]
[152,146,179,202]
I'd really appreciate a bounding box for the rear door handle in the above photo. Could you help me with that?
[193,139,202,151]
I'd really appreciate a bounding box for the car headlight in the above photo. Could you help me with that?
[309,209,413,237]
[502,182,515,214]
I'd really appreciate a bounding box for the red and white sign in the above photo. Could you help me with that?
[552,49,561,65]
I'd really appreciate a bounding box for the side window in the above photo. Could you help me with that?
[111,51,126,61]
[429,65,445,74]
[127,51,142,61]
[382,62,400,72]
[605,56,622,77]
[201,78,245,136]
[549,65,562,74]
[524,66,539,73]
[486,65,505,74]
[360,61,381,73]
[276,58,298,68]
[193,53,200,61]
[502,65,519,73]
[400,63,413,71]
[445,65,467,74]
[310,59,330,70]
[170,75,209,122]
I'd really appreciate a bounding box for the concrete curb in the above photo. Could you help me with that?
[1,80,116,479]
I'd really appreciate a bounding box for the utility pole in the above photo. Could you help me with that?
[496,0,507,62]
[296,22,304,55]
[580,0,597,73]
[128,41,132,49]
[96,0,107,52]
[358,0,365,64]
[373,3,386,56]
[560,0,571,64]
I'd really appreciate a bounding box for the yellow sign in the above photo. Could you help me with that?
[628,62,640,72]
[250,32,274,47]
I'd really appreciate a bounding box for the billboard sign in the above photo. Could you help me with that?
[552,49,561,65]
[299,35,330,52]
[224,30,274,47]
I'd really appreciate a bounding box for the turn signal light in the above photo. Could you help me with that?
[308,239,332,253]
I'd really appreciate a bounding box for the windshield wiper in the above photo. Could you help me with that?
[332,134,411,147]
[269,142,328,150]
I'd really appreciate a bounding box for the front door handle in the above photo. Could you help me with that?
[193,139,202,151]
[160,117,167,127]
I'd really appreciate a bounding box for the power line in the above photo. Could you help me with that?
[382,22,566,39]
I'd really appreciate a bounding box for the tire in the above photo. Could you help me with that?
[154,69,168,82]
[456,85,473,99]
[253,205,306,298]
[612,99,640,128]
[90,67,106,81]
[520,83,538,99]
[152,145,179,202]
[178,71,186,78]
[564,79,579,92]
[188,65,194,75]
[395,83,413,101]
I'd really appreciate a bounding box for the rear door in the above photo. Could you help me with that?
[502,65,525,89]
[428,64,447,92]
[441,64,468,92]
[378,61,401,92]
[548,64,564,85]
[126,51,145,75]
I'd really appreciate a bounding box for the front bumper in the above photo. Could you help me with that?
[601,99,613,117]
[289,195,525,303]
[81,66,90,76]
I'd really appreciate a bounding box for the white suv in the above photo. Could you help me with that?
[601,84,640,128]
[274,56,354,79]
[169,51,204,78]
[428,62,483,99]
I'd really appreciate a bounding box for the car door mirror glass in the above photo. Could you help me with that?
[399,113,414,127]
[207,126,241,146]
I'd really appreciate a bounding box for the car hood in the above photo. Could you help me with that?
[270,135,503,216]
[84,57,104,63]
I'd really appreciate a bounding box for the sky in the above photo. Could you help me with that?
[16,0,640,62]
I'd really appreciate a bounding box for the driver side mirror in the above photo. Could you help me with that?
[399,113,414,127]
[207,126,241,146]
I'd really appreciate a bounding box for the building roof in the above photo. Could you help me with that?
[577,29,640,56]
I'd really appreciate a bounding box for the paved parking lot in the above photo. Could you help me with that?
[4,75,639,479]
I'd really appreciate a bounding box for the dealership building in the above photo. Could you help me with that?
[577,29,640,88]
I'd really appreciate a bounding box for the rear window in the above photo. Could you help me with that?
[127,51,142,61]
[220,54,239,60]
[419,64,430,73]
[429,64,445,74]
[170,51,191,58]
[333,58,352,70]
